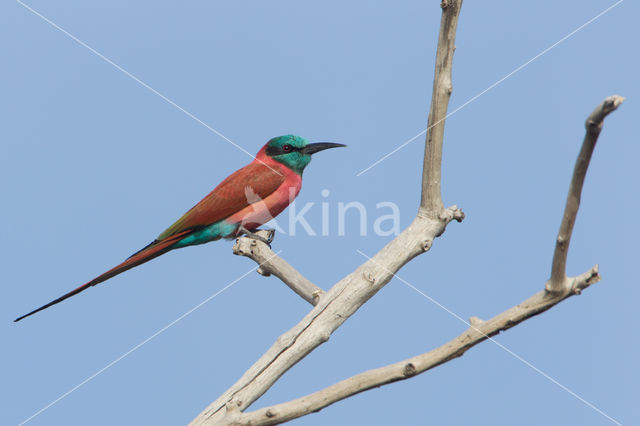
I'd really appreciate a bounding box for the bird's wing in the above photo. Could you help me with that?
[14,162,286,322]
[157,161,286,240]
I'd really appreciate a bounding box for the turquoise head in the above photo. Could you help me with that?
[264,135,345,175]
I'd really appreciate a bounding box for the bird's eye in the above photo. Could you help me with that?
[282,144,293,153]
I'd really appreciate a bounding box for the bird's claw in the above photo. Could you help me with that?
[264,228,276,244]
[239,226,275,248]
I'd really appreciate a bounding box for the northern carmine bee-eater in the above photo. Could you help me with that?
[15,135,345,322]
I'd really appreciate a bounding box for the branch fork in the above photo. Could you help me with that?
[191,2,623,424]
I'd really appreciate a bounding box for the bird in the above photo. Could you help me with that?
[15,135,345,322]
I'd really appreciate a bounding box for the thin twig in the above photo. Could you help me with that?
[234,231,323,305]
[548,95,624,291]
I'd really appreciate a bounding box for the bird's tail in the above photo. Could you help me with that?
[14,231,190,322]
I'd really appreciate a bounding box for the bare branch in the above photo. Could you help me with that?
[224,91,624,422]
[191,3,466,424]
[188,0,623,423]
[192,209,462,425]
[233,231,323,306]
[237,266,600,425]
[421,0,463,214]
[548,95,624,291]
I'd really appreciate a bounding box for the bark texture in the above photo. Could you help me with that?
[190,1,622,424]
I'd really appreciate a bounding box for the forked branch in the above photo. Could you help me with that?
[190,2,622,425]
[191,1,464,425]
[231,94,621,425]
[238,267,600,425]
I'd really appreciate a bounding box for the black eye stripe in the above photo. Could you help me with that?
[266,144,299,156]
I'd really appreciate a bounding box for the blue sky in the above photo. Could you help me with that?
[2,1,637,425]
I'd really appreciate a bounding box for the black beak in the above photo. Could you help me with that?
[301,142,347,155]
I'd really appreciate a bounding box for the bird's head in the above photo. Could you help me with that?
[261,135,345,174]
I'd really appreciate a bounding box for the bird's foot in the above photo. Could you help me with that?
[238,226,275,248]
[262,228,276,244]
